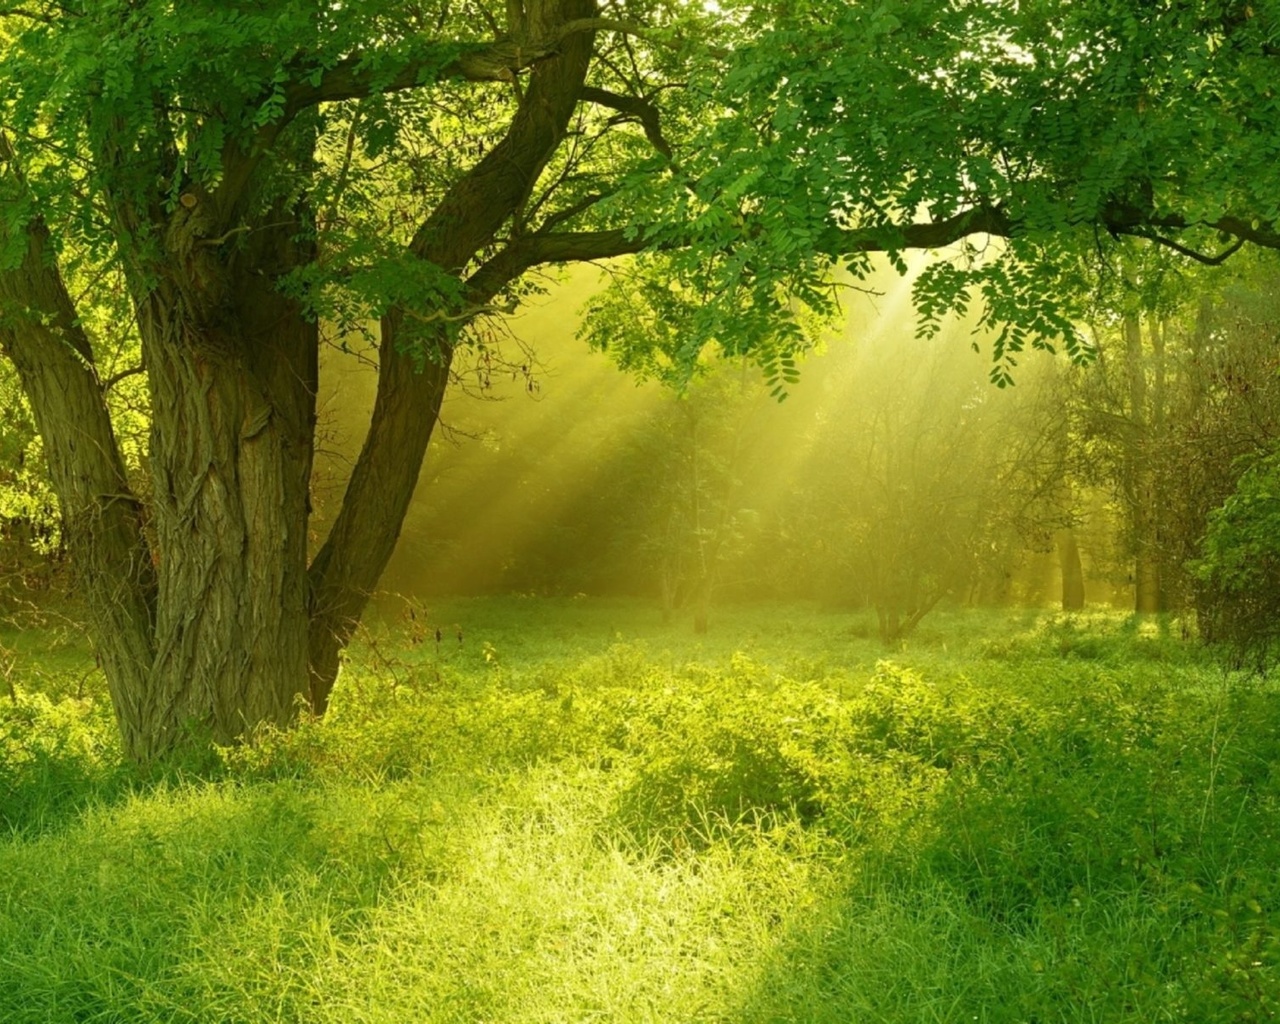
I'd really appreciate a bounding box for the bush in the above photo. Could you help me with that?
[1194,447,1280,671]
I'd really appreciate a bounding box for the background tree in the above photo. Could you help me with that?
[615,364,766,632]
[774,323,1065,643]
[1163,280,1280,630]
[1065,262,1280,619]
[1069,306,1176,614]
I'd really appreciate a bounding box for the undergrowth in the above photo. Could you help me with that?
[1,603,1278,1022]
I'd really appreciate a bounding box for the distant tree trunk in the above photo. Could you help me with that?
[1149,315,1173,612]
[688,413,712,635]
[877,586,944,645]
[877,603,902,645]
[691,575,710,634]
[658,504,684,624]
[1057,527,1085,611]
[1134,553,1163,614]
[1124,312,1165,615]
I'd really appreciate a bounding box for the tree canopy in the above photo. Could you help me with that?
[587,0,1280,383]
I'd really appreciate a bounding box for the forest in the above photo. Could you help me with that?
[4,0,1280,1020]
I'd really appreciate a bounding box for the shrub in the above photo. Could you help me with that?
[1194,447,1280,671]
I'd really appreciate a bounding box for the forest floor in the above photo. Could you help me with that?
[2,599,1279,1023]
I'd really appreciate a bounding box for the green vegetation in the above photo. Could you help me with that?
[1195,447,1280,672]
[4,4,1280,1019]
[3,601,1278,1022]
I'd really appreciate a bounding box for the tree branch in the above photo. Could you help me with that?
[0,186,157,726]
[534,191,609,232]
[279,18,640,117]
[0,6,58,24]
[101,364,146,391]
[1101,198,1280,255]
[580,86,674,159]
[217,18,622,222]
[469,197,1280,305]
[485,203,1017,279]
[1138,232,1247,266]
[827,205,1015,256]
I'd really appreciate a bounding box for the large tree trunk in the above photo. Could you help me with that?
[4,198,320,758]
[125,216,319,757]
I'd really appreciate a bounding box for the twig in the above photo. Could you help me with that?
[102,365,145,391]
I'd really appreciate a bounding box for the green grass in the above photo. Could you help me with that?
[2,601,1279,1022]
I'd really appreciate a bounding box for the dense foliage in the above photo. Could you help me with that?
[593,0,1280,382]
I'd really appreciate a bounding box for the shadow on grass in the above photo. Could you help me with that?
[1,691,241,839]
[723,684,1280,1024]
[0,745,138,837]
[0,774,443,1024]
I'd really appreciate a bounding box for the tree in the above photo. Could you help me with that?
[1070,308,1176,614]
[1,0,690,759]
[616,364,766,632]
[784,326,1061,643]
[4,1,1280,758]
[1066,267,1280,618]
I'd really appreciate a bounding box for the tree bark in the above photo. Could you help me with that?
[127,216,318,756]
[0,212,157,757]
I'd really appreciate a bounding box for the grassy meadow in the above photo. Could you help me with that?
[2,599,1279,1022]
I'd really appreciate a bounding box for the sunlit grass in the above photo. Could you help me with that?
[1,600,1276,1022]
[0,771,833,1023]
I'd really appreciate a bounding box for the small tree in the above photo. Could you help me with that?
[788,327,1062,643]
[630,366,765,632]
[1067,268,1280,618]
